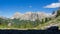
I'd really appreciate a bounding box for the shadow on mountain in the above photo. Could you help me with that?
[0,26,60,34]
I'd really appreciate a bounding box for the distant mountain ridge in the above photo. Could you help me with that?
[10,12,57,21]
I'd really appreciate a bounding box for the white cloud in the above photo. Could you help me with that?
[59,0,60,2]
[44,3,60,8]
[29,5,32,8]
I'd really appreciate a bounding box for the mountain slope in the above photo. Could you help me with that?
[36,16,60,30]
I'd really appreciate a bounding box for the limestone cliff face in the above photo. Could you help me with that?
[11,12,56,21]
[11,12,23,19]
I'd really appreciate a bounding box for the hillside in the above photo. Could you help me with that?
[36,16,60,30]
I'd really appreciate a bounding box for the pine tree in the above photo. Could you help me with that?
[45,18,48,22]
[56,10,60,17]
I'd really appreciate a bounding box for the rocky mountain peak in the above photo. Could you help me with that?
[10,12,55,21]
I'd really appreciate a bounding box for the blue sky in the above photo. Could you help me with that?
[0,0,59,18]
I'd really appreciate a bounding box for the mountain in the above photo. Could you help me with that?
[10,12,56,21]
[0,10,59,29]
[11,12,23,19]
[0,16,7,19]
